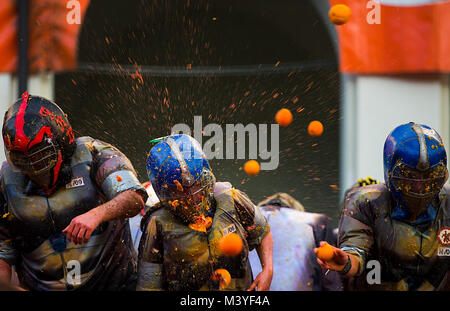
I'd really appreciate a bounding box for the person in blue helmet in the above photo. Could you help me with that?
[136,134,273,291]
[315,122,450,290]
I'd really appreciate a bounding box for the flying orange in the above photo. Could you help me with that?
[308,121,324,137]
[244,160,260,176]
[329,4,352,26]
[219,233,244,257]
[275,108,293,127]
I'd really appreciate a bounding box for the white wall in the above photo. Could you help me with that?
[0,74,16,164]
[341,74,450,197]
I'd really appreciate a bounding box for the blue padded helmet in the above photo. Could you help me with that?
[384,122,448,221]
[147,134,214,199]
[146,134,216,222]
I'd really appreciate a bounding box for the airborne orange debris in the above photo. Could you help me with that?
[244,160,260,176]
[329,4,352,26]
[188,216,212,233]
[308,121,324,137]
[219,233,243,257]
[275,108,293,127]
[173,180,184,192]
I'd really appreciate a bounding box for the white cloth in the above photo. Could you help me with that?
[129,184,160,252]
[249,207,320,291]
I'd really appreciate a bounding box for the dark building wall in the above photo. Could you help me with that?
[55,0,342,224]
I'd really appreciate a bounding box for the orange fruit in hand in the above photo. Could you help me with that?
[308,121,324,137]
[329,4,352,26]
[275,108,293,127]
[244,160,260,176]
[317,243,335,262]
[219,233,243,257]
[213,269,231,290]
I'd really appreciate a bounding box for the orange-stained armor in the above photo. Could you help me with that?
[0,137,147,291]
[137,182,270,291]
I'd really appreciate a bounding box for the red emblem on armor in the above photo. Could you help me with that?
[438,227,450,246]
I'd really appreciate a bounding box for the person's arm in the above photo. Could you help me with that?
[229,187,273,291]
[248,231,273,291]
[310,214,343,290]
[63,138,148,244]
[63,190,145,244]
[314,242,360,278]
[315,187,375,278]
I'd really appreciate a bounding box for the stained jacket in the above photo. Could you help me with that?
[339,183,450,291]
[0,137,147,291]
[137,182,270,291]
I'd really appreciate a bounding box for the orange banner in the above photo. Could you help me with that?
[0,1,18,72]
[329,0,450,74]
[0,0,90,73]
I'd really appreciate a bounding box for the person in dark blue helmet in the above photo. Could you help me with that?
[315,122,450,290]
[137,134,273,291]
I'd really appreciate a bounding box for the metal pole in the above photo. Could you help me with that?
[18,0,29,97]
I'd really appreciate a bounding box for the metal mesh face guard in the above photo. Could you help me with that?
[161,169,216,223]
[391,162,448,198]
[159,168,215,201]
[7,138,59,175]
[164,184,206,203]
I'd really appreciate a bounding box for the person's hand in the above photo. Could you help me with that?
[314,241,348,272]
[247,268,273,291]
[62,210,103,244]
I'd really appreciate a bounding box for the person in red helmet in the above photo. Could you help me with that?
[0,92,147,290]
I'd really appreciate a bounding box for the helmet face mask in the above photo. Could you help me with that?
[391,162,447,197]
[390,161,448,212]
[163,168,216,223]
[27,166,59,191]
[7,138,59,175]
[163,183,206,202]
[166,188,211,223]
